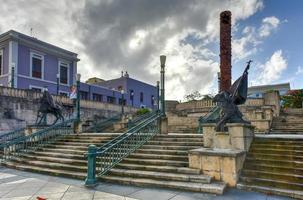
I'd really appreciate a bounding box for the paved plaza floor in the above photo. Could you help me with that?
[0,167,291,200]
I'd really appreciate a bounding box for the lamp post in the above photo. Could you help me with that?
[156,81,160,112]
[121,89,125,115]
[160,55,166,116]
[76,73,81,121]
[56,73,60,95]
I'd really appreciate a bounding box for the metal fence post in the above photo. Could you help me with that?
[85,145,97,187]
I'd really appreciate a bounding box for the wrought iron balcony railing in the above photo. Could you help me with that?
[85,111,161,186]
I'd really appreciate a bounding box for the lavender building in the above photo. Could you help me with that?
[0,30,157,109]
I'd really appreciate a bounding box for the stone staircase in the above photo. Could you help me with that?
[237,136,303,199]
[2,133,226,194]
[270,108,303,134]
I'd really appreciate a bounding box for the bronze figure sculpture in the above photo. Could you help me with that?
[35,90,64,125]
[213,60,252,131]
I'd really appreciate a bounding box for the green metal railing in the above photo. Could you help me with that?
[83,114,122,133]
[0,128,26,146]
[0,118,76,162]
[127,112,155,129]
[85,111,161,186]
[197,106,221,134]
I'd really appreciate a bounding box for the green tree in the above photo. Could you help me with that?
[281,90,303,108]
[184,91,202,102]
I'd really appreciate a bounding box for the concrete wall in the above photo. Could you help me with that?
[0,86,138,133]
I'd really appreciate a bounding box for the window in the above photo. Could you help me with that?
[59,62,69,84]
[31,53,44,79]
[140,92,144,103]
[93,93,103,102]
[107,96,116,104]
[80,91,89,100]
[0,50,3,75]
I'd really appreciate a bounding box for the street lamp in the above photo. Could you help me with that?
[121,89,125,115]
[56,73,60,95]
[76,73,81,121]
[160,55,166,116]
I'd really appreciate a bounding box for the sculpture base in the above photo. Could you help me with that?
[189,148,246,187]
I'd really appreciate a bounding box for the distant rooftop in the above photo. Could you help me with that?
[248,82,290,94]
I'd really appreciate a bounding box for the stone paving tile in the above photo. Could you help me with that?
[29,192,65,200]
[97,183,144,196]
[128,188,181,200]
[61,191,95,200]
[93,191,127,200]
[2,187,40,199]
[169,191,215,200]
[35,185,70,194]
[0,196,32,200]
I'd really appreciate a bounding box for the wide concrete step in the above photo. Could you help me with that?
[121,158,188,167]
[56,138,112,143]
[128,153,188,161]
[237,182,303,199]
[243,163,303,175]
[247,152,303,161]
[239,176,303,191]
[28,151,86,160]
[156,134,203,138]
[18,154,87,166]
[101,175,226,194]
[65,133,122,138]
[245,157,303,168]
[108,168,212,183]
[253,139,303,145]
[251,143,303,151]
[250,148,303,155]
[116,163,200,174]
[3,161,86,180]
[38,147,86,155]
[151,137,203,142]
[145,141,202,146]
[140,145,200,151]
[242,169,303,184]
[8,157,86,172]
[135,149,188,156]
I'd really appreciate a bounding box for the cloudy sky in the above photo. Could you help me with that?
[1,0,302,100]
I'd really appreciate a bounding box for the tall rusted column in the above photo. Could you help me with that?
[219,10,232,92]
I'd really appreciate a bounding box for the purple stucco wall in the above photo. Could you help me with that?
[17,44,73,93]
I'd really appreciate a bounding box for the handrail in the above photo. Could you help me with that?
[82,114,122,133]
[197,106,221,134]
[0,118,76,162]
[0,127,26,145]
[127,111,155,129]
[85,111,161,186]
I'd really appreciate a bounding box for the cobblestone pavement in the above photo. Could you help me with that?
[0,167,291,200]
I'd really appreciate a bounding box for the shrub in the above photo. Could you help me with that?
[136,108,150,115]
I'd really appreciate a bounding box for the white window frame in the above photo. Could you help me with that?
[58,60,70,86]
[0,49,3,76]
[29,85,44,92]
[30,52,44,80]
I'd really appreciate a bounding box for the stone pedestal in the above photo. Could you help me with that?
[189,148,246,186]
[160,116,168,134]
[190,123,255,187]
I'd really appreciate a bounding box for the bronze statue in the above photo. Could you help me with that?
[213,60,252,131]
[35,90,64,125]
